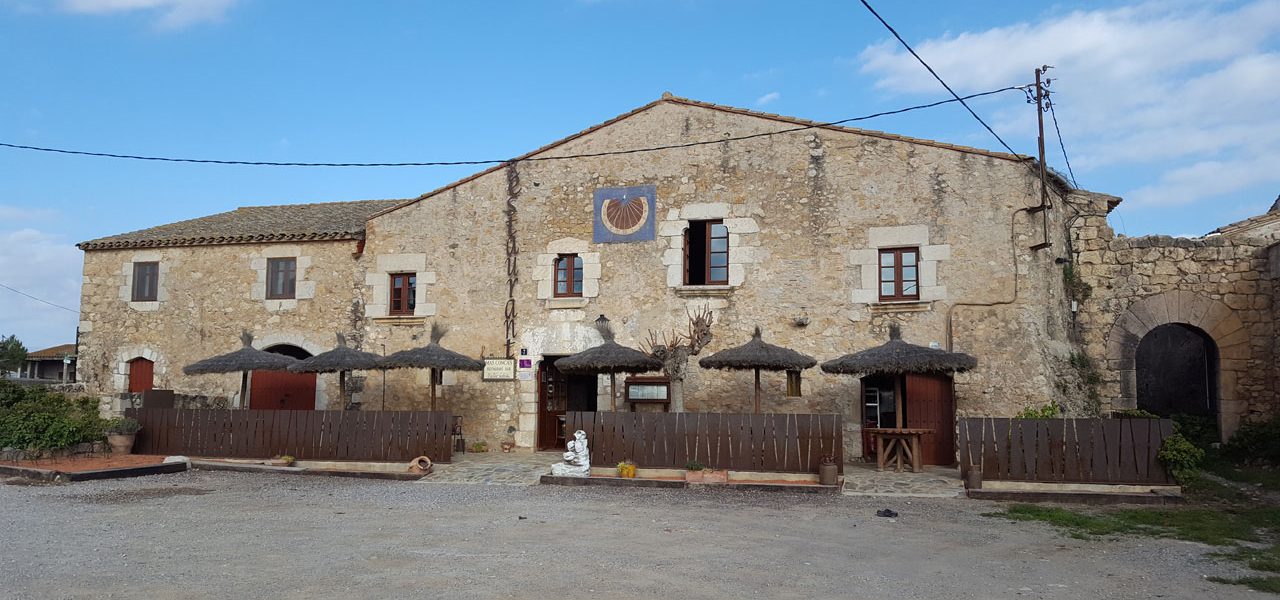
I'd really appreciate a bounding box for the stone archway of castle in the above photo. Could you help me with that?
[1104,290,1249,437]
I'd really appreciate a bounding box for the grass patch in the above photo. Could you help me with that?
[1205,458,1280,492]
[1208,575,1280,594]
[1213,545,1280,573]
[990,504,1278,546]
[1183,475,1253,504]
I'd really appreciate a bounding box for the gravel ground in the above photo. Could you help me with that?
[0,471,1259,599]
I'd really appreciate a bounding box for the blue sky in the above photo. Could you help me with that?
[1,0,1277,351]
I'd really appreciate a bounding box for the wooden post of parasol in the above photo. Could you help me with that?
[429,367,437,411]
[894,374,904,429]
[753,368,761,414]
[609,372,617,412]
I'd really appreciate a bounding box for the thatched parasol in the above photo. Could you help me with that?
[821,324,976,429]
[183,331,298,408]
[288,333,384,409]
[380,323,484,411]
[555,315,662,411]
[698,326,816,414]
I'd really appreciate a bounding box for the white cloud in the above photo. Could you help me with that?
[0,228,82,352]
[58,0,237,29]
[857,1,1280,209]
[755,92,781,106]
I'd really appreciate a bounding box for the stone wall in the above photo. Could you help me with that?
[1069,192,1277,436]
[78,240,365,412]
[363,99,1080,450]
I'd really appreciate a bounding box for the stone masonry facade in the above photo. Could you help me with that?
[77,95,1280,451]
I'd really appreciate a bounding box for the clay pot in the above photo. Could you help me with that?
[107,434,136,455]
[819,462,839,486]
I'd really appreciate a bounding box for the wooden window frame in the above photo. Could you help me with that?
[131,261,159,302]
[683,220,729,286]
[553,254,584,298]
[877,247,920,302]
[389,272,416,316]
[266,257,297,300]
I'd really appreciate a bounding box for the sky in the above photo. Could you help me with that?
[1,0,1277,351]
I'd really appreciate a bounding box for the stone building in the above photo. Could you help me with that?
[76,94,1277,456]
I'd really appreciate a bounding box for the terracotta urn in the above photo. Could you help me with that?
[107,433,136,455]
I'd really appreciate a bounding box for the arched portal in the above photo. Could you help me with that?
[1105,291,1248,439]
[1135,323,1219,439]
[249,344,316,410]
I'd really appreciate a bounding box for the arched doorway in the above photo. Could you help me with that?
[128,358,154,393]
[1136,323,1219,442]
[249,344,317,410]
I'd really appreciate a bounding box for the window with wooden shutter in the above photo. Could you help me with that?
[683,220,728,285]
[389,273,416,315]
[878,247,920,302]
[131,262,159,302]
[553,254,584,297]
[266,258,297,300]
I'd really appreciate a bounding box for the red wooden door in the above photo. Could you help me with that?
[249,370,316,410]
[128,358,154,393]
[905,373,956,466]
[537,359,570,450]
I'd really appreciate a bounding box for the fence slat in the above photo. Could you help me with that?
[958,417,1176,485]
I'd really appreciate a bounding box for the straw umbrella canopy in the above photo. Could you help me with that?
[820,324,976,428]
[698,326,816,414]
[555,315,662,411]
[288,333,384,409]
[183,331,298,408]
[379,323,484,411]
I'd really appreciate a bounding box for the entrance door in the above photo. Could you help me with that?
[249,370,317,410]
[128,358,154,393]
[905,373,956,466]
[537,358,598,450]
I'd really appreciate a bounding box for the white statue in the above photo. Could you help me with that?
[551,429,590,477]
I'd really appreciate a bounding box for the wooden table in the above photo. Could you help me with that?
[866,428,933,473]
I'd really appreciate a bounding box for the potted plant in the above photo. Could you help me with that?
[818,454,839,486]
[617,459,637,478]
[104,417,142,455]
[685,460,705,483]
[703,466,728,484]
[470,440,489,453]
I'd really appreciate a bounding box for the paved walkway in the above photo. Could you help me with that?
[841,462,965,498]
[420,450,555,485]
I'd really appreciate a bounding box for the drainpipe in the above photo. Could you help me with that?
[945,206,1032,351]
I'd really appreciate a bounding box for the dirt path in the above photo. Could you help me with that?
[0,471,1257,599]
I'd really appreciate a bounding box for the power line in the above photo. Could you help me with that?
[0,86,1030,168]
[856,0,1021,158]
[1047,100,1079,188]
[0,282,79,314]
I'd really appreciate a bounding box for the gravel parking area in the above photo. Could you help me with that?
[0,471,1257,599]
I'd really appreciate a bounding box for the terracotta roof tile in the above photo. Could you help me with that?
[27,344,76,359]
[78,199,403,251]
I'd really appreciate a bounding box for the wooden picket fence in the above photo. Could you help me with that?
[958,417,1175,485]
[567,412,842,474]
[125,409,452,463]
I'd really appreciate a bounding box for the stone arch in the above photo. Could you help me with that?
[112,345,164,393]
[1105,290,1249,437]
[250,332,330,408]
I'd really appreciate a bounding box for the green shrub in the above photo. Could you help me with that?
[1170,413,1219,448]
[1223,415,1280,465]
[1112,408,1159,419]
[0,380,107,451]
[104,416,142,435]
[1015,403,1060,419]
[1159,431,1205,484]
[684,460,705,471]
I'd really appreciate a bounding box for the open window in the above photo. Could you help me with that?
[683,220,729,285]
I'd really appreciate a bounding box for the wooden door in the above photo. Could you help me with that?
[128,358,154,393]
[538,359,570,450]
[249,370,316,410]
[905,373,956,466]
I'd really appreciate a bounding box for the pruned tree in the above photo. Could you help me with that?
[0,335,27,378]
[642,306,714,412]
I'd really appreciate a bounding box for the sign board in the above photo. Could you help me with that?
[483,358,516,381]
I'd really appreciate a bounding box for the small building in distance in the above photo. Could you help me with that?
[21,343,77,383]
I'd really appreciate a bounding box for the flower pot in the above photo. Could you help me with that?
[107,433,136,455]
[819,462,839,486]
[617,463,637,478]
[703,469,728,484]
[685,470,704,483]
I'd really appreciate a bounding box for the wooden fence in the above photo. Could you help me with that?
[958,417,1175,485]
[567,412,842,474]
[125,409,453,463]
